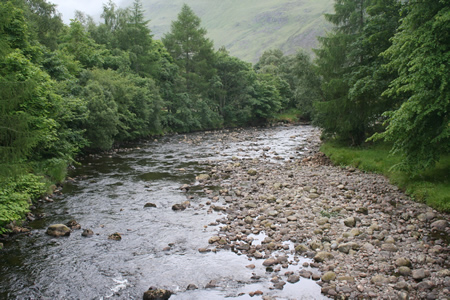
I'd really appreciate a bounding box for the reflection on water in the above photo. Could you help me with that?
[0,125,328,299]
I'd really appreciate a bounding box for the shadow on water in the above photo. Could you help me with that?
[0,125,329,300]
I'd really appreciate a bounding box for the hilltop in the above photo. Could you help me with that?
[121,0,334,63]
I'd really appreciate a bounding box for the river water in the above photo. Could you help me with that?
[0,125,329,300]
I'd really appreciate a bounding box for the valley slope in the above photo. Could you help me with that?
[121,0,334,63]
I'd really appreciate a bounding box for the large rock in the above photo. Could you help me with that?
[395,257,412,267]
[196,174,210,182]
[46,224,71,237]
[321,271,336,282]
[263,258,278,266]
[314,251,334,262]
[81,229,94,237]
[371,274,389,285]
[398,266,412,276]
[344,217,356,227]
[287,274,300,283]
[108,232,122,241]
[172,203,186,211]
[247,169,257,176]
[338,242,360,254]
[66,220,81,230]
[143,287,173,300]
[412,269,426,280]
[381,243,398,252]
[431,219,448,231]
[295,244,309,253]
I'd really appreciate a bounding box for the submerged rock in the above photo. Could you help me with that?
[81,229,94,237]
[46,224,71,237]
[66,220,81,230]
[143,286,173,300]
[196,174,210,182]
[172,203,186,211]
[108,232,122,241]
[144,203,157,208]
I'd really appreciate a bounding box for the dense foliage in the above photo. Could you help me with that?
[313,0,448,174]
[1,0,448,231]
[0,0,299,231]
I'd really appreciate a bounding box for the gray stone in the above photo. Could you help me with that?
[394,281,409,290]
[349,228,361,236]
[371,274,389,285]
[108,232,121,240]
[314,251,334,262]
[344,217,356,227]
[46,224,71,237]
[143,287,172,300]
[287,274,300,283]
[398,266,412,276]
[172,203,186,211]
[395,257,412,267]
[381,243,398,252]
[186,284,198,290]
[273,280,286,290]
[338,242,359,254]
[316,217,329,225]
[263,258,278,266]
[295,244,309,253]
[196,174,210,181]
[412,269,426,280]
[362,242,375,252]
[247,169,257,176]
[81,229,94,237]
[321,271,336,281]
[309,193,319,199]
[431,219,448,231]
[299,270,312,278]
[437,269,450,277]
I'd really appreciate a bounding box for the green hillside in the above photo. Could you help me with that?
[121,0,334,63]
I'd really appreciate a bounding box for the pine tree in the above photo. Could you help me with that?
[370,0,450,172]
[314,0,400,145]
[162,4,215,94]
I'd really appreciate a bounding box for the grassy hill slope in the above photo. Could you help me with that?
[121,0,334,63]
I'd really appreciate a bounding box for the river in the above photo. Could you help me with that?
[0,125,329,300]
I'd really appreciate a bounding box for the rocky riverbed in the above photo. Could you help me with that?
[183,127,449,299]
[1,125,448,299]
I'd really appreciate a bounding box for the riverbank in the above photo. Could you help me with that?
[196,129,449,299]
[321,141,450,213]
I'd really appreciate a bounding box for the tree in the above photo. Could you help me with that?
[23,0,64,50]
[0,1,57,175]
[162,4,215,93]
[59,20,106,68]
[212,48,254,125]
[314,0,400,145]
[162,4,219,131]
[370,0,450,172]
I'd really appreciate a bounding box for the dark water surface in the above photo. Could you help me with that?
[0,125,329,300]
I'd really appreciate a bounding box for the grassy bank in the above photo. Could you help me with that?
[270,108,306,124]
[320,141,450,213]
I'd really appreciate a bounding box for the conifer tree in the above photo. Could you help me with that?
[370,0,450,172]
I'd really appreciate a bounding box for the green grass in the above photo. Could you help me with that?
[271,108,303,123]
[123,0,334,63]
[321,140,450,213]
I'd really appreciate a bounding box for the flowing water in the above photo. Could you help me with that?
[0,125,329,300]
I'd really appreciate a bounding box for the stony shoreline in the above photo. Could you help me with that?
[192,130,449,299]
